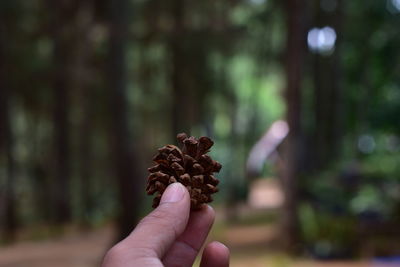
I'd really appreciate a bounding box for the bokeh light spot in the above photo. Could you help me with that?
[358,135,376,154]
[307,26,337,55]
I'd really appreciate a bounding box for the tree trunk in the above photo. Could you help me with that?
[73,1,96,227]
[312,0,326,169]
[330,0,344,161]
[312,0,344,169]
[281,0,306,252]
[78,90,94,226]
[0,21,17,241]
[50,8,72,224]
[108,0,142,241]
[170,0,192,136]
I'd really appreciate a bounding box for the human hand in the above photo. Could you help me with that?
[102,183,230,267]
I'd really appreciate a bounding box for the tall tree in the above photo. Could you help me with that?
[108,0,142,241]
[311,0,326,169]
[312,0,344,169]
[281,0,307,252]
[330,0,344,161]
[48,0,75,223]
[73,0,97,225]
[0,15,17,242]
[170,0,193,136]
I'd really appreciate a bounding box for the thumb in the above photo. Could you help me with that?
[123,183,191,258]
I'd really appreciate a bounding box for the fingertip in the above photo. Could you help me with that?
[191,205,215,228]
[200,241,230,267]
[160,182,189,205]
[194,204,215,217]
[207,241,230,255]
[204,204,215,215]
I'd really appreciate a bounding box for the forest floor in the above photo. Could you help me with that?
[0,221,370,267]
[0,180,372,267]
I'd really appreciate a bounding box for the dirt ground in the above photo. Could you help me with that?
[0,224,371,267]
[0,227,112,267]
[0,179,375,267]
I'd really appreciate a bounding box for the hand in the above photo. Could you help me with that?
[102,183,230,267]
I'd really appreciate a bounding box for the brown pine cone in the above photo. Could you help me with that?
[146,133,222,210]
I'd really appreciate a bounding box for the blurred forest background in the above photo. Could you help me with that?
[1,0,400,266]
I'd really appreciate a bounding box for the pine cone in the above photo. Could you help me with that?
[146,133,222,210]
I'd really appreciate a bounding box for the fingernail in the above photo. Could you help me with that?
[160,183,185,204]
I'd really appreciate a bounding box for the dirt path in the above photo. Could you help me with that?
[0,225,370,267]
[0,227,113,267]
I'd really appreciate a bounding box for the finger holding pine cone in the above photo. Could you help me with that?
[146,133,222,210]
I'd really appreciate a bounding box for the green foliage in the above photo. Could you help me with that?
[299,204,358,257]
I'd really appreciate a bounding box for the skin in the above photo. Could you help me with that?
[102,183,230,267]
